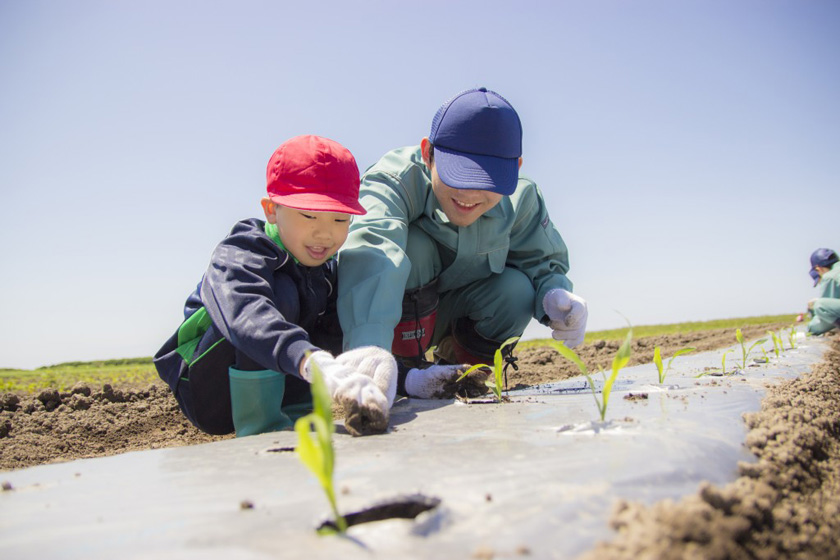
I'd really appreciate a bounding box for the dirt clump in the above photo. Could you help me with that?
[581,333,840,560]
[0,383,229,471]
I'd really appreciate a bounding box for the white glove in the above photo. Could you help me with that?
[334,346,397,408]
[303,351,389,436]
[405,364,491,399]
[543,288,588,348]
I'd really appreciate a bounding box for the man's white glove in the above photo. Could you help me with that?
[334,346,397,408]
[405,364,491,399]
[302,351,389,436]
[543,288,588,348]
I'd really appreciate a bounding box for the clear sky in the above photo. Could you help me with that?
[1,1,838,369]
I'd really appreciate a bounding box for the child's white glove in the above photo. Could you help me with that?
[302,351,390,436]
[543,288,588,348]
[405,364,490,399]
[334,346,397,408]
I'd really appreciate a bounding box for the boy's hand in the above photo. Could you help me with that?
[334,346,397,408]
[405,364,490,399]
[303,351,390,436]
[543,288,588,348]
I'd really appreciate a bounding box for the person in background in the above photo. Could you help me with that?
[799,247,840,336]
[337,88,587,399]
[154,135,397,438]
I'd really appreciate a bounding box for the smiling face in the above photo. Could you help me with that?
[261,198,351,266]
[421,138,504,228]
[429,165,503,227]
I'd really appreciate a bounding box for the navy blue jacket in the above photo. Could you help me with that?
[185,218,342,377]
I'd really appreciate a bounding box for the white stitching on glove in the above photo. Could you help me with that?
[334,346,397,408]
[543,288,588,348]
[303,351,390,436]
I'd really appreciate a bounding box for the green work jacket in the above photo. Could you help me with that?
[817,262,840,299]
[337,145,573,350]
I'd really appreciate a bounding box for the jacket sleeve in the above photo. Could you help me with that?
[337,149,429,350]
[200,222,318,377]
[506,179,574,323]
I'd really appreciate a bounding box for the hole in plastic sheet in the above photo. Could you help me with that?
[317,493,442,531]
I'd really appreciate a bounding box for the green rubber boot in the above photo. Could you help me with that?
[229,368,293,437]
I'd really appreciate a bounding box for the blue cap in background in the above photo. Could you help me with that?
[809,248,838,286]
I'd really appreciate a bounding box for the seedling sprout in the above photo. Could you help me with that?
[787,324,798,349]
[457,336,520,401]
[767,330,783,358]
[294,358,347,534]
[735,328,767,370]
[552,328,633,422]
[653,345,696,384]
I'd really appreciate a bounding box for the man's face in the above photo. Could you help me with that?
[429,163,503,227]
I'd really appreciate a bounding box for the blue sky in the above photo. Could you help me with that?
[1,1,838,369]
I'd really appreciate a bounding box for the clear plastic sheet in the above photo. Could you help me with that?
[0,332,825,560]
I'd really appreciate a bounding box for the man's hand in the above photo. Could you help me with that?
[544,288,588,348]
[334,346,397,407]
[303,351,390,436]
[405,364,491,399]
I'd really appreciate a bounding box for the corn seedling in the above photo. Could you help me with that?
[767,330,783,358]
[735,329,767,370]
[551,328,632,422]
[697,348,735,378]
[721,348,734,375]
[456,337,520,401]
[653,346,696,384]
[787,324,797,349]
[294,359,346,534]
[760,347,771,363]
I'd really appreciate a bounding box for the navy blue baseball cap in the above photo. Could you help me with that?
[809,248,838,285]
[429,87,523,195]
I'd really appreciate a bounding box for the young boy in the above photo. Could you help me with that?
[154,135,397,438]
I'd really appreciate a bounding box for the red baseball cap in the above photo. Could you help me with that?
[266,135,366,215]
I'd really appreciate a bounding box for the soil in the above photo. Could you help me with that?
[582,331,840,560]
[2,322,837,557]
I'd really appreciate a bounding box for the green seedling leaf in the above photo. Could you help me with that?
[551,342,589,376]
[767,331,781,358]
[552,325,631,423]
[454,336,519,402]
[653,347,663,383]
[787,324,797,349]
[295,357,346,534]
[722,349,733,375]
[456,363,492,382]
[600,329,632,419]
[655,346,695,384]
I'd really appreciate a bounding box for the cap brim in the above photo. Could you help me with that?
[268,193,366,215]
[810,268,821,286]
[434,146,519,195]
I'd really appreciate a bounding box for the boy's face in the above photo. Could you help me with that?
[262,199,351,266]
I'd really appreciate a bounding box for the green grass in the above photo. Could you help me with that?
[0,313,798,394]
[518,313,797,349]
[0,357,157,394]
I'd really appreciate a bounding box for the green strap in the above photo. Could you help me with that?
[175,307,221,365]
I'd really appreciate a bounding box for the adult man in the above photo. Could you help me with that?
[337,87,587,398]
[803,248,840,335]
